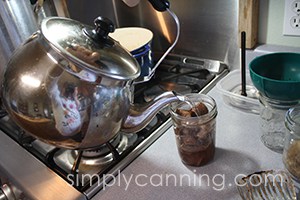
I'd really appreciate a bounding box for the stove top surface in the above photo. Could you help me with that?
[0,54,228,199]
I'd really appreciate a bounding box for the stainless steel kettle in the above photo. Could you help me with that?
[1,16,180,149]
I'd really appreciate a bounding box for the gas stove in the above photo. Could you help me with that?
[0,54,228,200]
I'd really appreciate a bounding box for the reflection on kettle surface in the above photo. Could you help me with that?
[48,82,83,137]
[66,43,101,65]
[66,44,99,82]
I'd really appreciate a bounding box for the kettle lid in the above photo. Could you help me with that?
[41,16,140,81]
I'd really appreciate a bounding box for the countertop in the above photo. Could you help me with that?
[93,87,284,200]
[93,45,300,200]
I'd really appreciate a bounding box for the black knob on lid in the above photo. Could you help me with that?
[94,16,115,38]
[30,0,38,5]
[84,16,115,45]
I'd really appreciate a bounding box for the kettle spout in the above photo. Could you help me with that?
[121,91,181,133]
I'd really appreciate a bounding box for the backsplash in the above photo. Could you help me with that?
[66,0,240,69]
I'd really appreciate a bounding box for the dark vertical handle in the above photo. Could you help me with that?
[148,0,170,12]
[241,31,247,97]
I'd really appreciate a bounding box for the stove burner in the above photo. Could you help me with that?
[137,69,215,103]
[69,133,133,166]
[82,134,122,158]
[55,134,135,168]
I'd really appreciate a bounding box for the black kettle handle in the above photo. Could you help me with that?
[148,0,170,12]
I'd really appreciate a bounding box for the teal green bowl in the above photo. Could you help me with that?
[249,52,300,101]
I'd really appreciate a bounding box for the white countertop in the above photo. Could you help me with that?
[92,44,300,200]
[93,86,284,200]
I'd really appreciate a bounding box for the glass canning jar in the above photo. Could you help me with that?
[170,94,217,167]
[283,106,300,181]
[259,94,299,153]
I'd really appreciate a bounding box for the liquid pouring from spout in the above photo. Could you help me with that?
[121,91,183,133]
